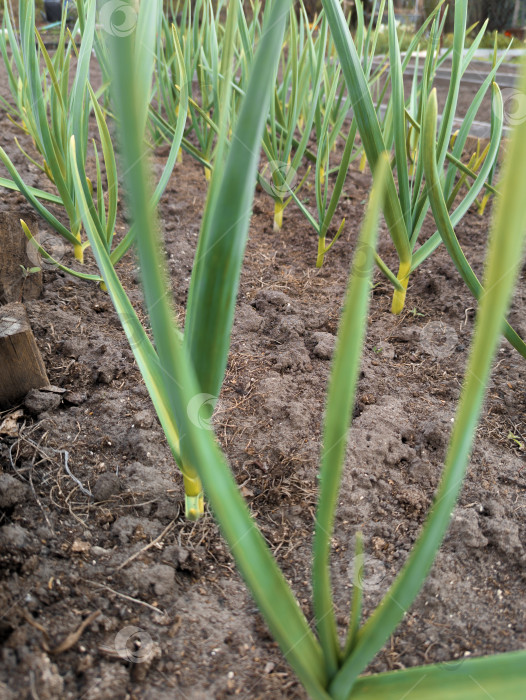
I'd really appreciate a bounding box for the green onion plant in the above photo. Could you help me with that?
[0,0,97,262]
[151,0,237,180]
[256,4,327,230]
[0,0,184,281]
[319,0,523,347]
[290,0,390,267]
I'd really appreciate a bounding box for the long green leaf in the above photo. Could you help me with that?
[183,0,294,402]
[0,146,79,246]
[349,651,526,700]
[412,81,505,269]
[388,0,410,233]
[21,220,102,282]
[422,89,526,359]
[313,155,389,676]
[105,0,328,692]
[321,0,411,313]
[0,176,63,204]
[436,0,466,167]
[19,0,77,230]
[330,64,526,700]
[69,0,96,168]
[69,141,189,472]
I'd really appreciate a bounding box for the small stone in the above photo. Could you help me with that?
[133,409,155,429]
[375,342,396,360]
[95,366,116,385]
[92,473,120,502]
[162,545,190,568]
[64,391,87,406]
[24,653,64,700]
[24,387,62,416]
[0,523,36,551]
[312,332,336,359]
[448,509,488,549]
[76,654,94,673]
[71,540,91,553]
[147,564,175,597]
[0,473,30,508]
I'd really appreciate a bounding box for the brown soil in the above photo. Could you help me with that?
[0,54,525,700]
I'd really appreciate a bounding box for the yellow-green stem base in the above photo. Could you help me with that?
[274,201,284,230]
[359,151,367,172]
[73,243,84,265]
[316,236,326,268]
[185,492,204,521]
[391,262,411,315]
[478,193,490,216]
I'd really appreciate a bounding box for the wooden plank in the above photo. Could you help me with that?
[0,212,42,304]
[0,303,49,409]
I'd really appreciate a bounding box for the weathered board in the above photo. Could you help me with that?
[0,302,49,409]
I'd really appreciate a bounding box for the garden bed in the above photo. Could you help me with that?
[0,57,525,700]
